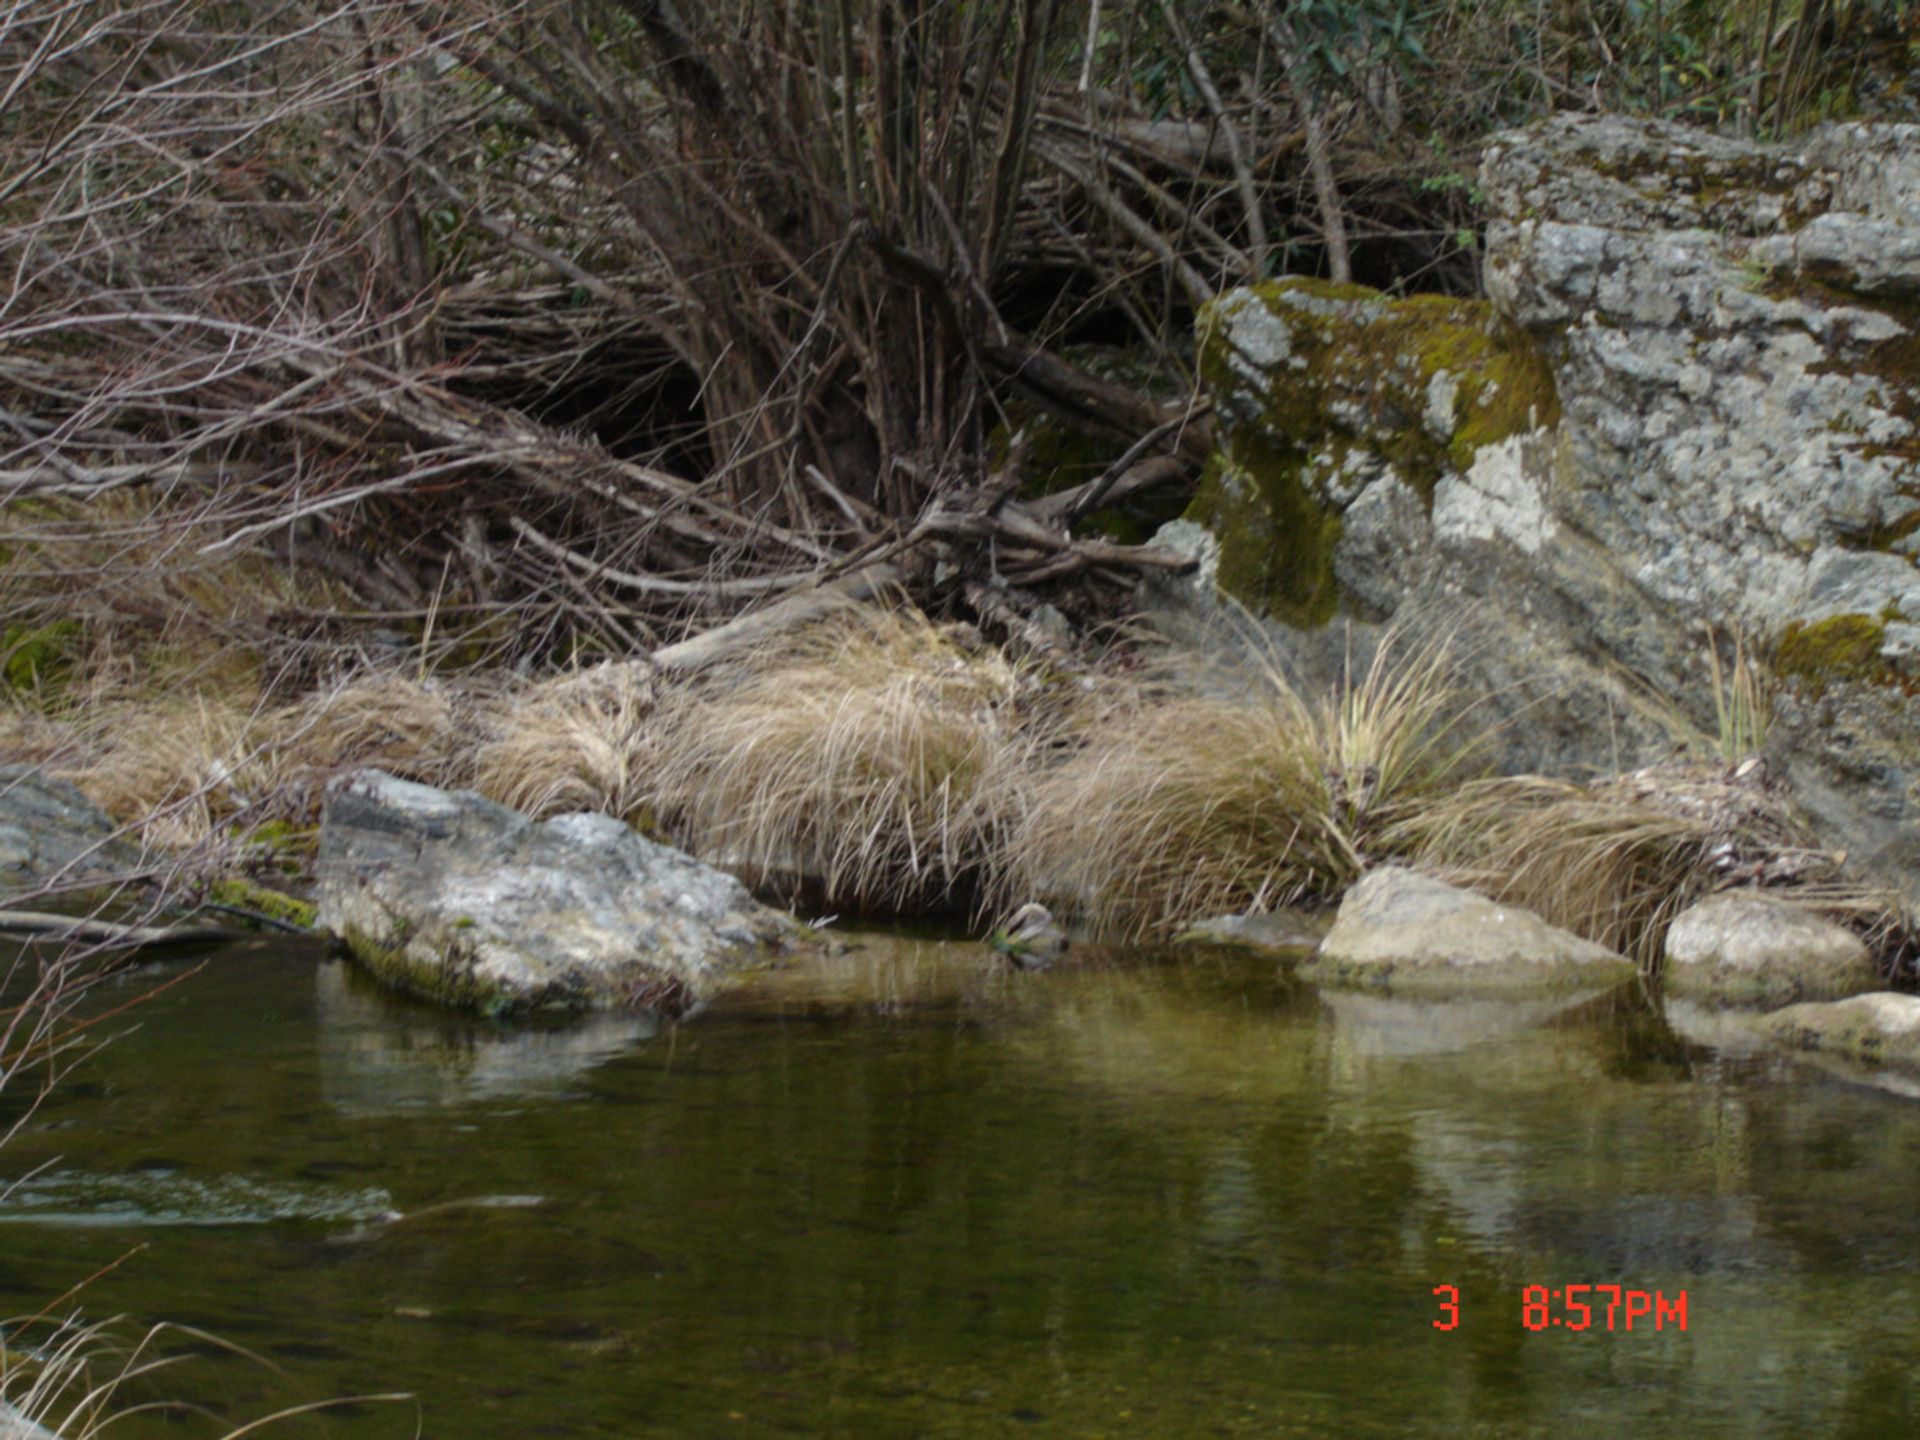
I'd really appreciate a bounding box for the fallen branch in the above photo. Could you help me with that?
[0,910,238,949]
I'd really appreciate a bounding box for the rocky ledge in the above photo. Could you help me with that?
[316,769,801,1016]
[1165,113,1920,909]
[1761,992,1920,1074]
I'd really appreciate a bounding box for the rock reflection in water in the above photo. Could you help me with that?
[314,960,658,1114]
[1317,987,1606,1059]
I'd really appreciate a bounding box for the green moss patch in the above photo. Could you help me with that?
[207,876,317,930]
[1189,278,1558,620]
[1,620,80,692]
[1184,438,1342,626]
[1775,613,1891,689]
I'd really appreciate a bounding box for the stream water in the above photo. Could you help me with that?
[1,934,1918,1438]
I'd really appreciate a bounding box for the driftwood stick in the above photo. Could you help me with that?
[651,564,904,676]
[0,909,239,948]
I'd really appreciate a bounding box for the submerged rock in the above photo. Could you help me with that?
[1761,992,1920,1073]
[1162,114,1920,907]
[1302,866,1634,995]
[1177,909,1329,954]
[0,764,137,898]
[1663,891,1877,1005]
[315,769,798,1015]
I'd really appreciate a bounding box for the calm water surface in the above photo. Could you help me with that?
[1,936,1917,1438]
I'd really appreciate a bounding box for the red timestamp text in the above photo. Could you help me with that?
[1430,1284,1688,1332]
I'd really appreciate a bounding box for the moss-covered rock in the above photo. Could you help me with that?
[1186,277,1557,620]
[1776,613,1891,688]
[207,875,318,930]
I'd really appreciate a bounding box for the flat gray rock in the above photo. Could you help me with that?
[0,764,138,898]
[1302,866,1634,995]
[1663,891,1876,1005]
[316,769,798,1016]
[1762,992,1920,1072]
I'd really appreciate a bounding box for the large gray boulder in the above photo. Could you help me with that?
[1166,114,1920,907]
[1301,866,1635,994]
[316,769,798,1015]
[0,764,137,898]
[1761,992,1920,1073]
[1662,890,1877,1004]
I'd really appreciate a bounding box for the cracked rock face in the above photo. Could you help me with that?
[316,769,798,1016]
[1168,114,1920,907]
[1480,115,1920,632]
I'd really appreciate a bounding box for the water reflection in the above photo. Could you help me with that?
[313,960,659,1113]
[0,941,1916,1438]
[0,1166,395,1228]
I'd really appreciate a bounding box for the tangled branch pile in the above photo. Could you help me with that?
[9,0,1901,680]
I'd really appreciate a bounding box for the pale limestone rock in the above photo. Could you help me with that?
[1303,866,1634,995]
[1762,992,1920,1072]
[1663,891,1876,1005]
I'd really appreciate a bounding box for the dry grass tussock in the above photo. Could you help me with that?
[0,651,665,856]
[650,604,1030,910]
[0,494,350,691]
[0,668,482,853]
[1400,761,1906,969]
[1,681,285,853]
[290,672,473,787]
[471,663,657,825]
[1004,627,1481,940]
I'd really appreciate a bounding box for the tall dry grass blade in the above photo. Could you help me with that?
[1705,623,1771,762]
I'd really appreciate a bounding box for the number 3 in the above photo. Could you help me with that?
[1433,1284,1459,1330]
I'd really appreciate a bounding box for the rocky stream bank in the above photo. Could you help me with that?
[4,111,1918,1098]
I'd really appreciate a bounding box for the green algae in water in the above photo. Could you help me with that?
[3,939,1920,1437]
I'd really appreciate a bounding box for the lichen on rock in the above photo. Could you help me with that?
[316,769,801,1017]
[1161,114,1920,908]
[1187,277,1558,623]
